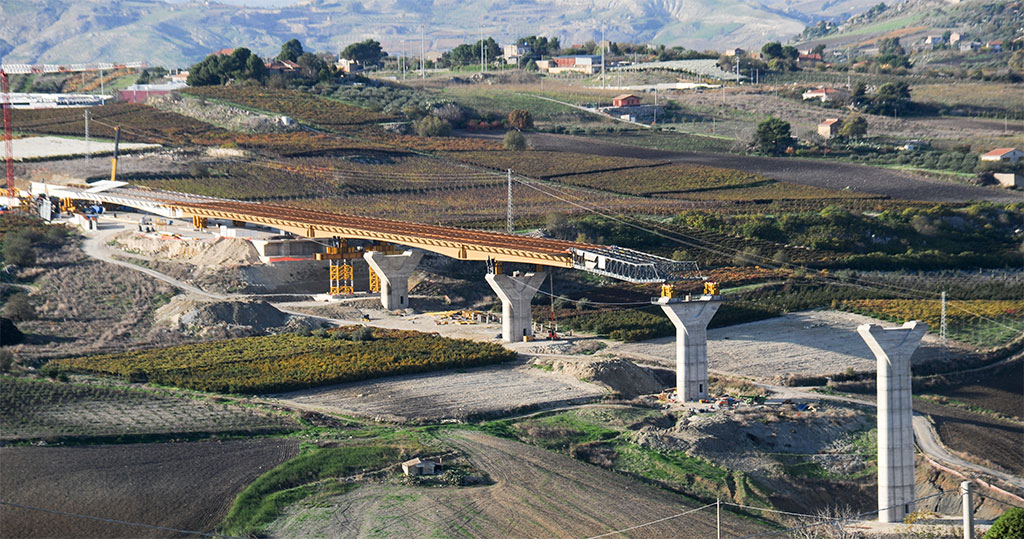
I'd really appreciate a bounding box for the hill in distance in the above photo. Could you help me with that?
[1,0,887,68]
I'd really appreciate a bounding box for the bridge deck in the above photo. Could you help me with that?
[32,181,699,282]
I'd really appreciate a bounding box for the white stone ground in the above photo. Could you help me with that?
[12,136,159,160]
[607,309,944,382]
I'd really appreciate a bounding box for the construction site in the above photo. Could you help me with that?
[1,64,1022,539]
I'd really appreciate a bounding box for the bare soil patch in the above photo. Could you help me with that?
[924,358,1024,420]
[0,439,299,538]
[609,310,945,383]
[271,362,606,423]
[267,430,766,538]
[913,399,1024,477]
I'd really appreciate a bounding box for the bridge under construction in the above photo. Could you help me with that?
[29,180,728,401]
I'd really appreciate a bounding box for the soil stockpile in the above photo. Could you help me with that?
[114,232,260,267]
[0,439,298,538]
[154,296,295,336]
[535,356,663,398]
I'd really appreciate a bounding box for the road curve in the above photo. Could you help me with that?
[524,132,1024,204]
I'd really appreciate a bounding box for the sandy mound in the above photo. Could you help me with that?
[155,296,296,337]
[536,357,663,399]
[114,232,260,267]
[635,405,871,477]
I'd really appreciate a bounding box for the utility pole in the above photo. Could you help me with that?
[506,169,514,234]
[961,481,975,539]
[99,69,104,95]
[940,291,948,358]
[653,87,658,125]
[716,498,721,539]
[601,24,606,89]
[84,110,90,164]
[420,25,425,79]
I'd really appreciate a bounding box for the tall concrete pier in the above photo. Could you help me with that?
[364,250,423,310]
[858,321,928,523]
[655,290,722,401]
[485,271,547,342]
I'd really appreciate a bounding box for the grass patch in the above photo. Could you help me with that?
[220,445,400,536]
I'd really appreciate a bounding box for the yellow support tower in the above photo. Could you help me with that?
[703,281,720,296]
[192,216,208,229]
[368,268,381,293]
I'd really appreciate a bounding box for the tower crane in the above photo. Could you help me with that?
[1,61,144,198]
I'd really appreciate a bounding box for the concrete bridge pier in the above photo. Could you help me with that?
[656,295,722,402]
[364,250,423,310]
[485,271,547,343]
[858,321,928,523]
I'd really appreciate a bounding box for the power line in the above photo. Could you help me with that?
[730,491,948,539]
[585,502,717,539]
[0,500,240,538]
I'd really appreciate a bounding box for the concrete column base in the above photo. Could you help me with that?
[364,250,423,310]
[858,321,928,523]
[657,296,722,402]
[485,271,547,343]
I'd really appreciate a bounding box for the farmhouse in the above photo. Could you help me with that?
[797,53,823,66]
[818,118,841,139]
[981,148,1024,164]
[118,82,186,104]
[541,55,602,74]
[801,87,849,103]
[335,58,362,74]
[993,173,1021,188]
[265,60,300,77]
[401,458,439,476]
[504,43,531,64]
[723,48,745,57]
[612,94,642,107]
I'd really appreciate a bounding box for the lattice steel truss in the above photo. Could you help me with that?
[570,246,703,284]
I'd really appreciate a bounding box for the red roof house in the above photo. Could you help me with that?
[612,94,642,107]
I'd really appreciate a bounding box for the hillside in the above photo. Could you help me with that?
[796,0,1023,52]
[0,0,886,67]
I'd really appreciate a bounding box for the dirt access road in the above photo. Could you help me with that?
[269,430,765,538]
[526,132,1024,204]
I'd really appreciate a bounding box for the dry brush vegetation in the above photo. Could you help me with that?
[47,329,517,394]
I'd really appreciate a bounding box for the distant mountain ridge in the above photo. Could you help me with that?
[1,0,887,68]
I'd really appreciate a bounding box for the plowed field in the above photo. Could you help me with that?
[268,430,767,538]
[0,439,298,538]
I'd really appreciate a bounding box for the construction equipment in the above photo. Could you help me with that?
[1,61,144,198]
[109,126,120,182]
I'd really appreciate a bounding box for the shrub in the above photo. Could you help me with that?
[3,232,36,266]
[503,130,526,151]
[508,109,533,130]
[415,116,452,137]
[2,294,36,321]
[985,507,1024,539]
[0,349,14,372]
